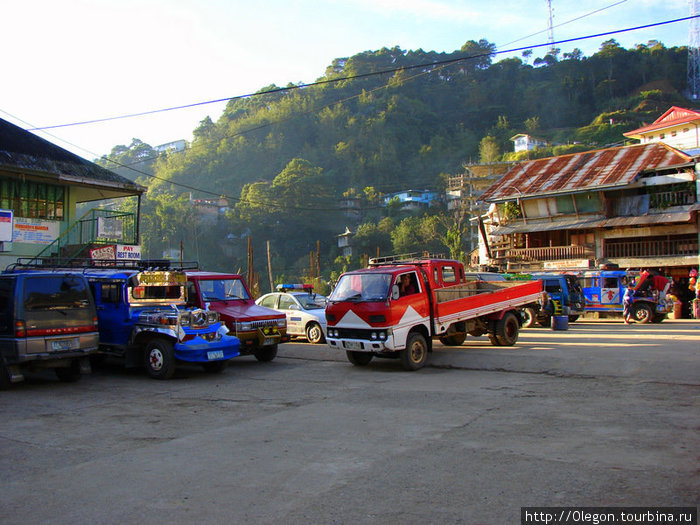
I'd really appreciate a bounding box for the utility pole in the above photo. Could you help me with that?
[266,240,273,293]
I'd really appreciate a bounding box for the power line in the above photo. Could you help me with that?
[5,15,696,213]
[26,14,696,132]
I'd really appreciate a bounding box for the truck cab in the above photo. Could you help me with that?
[528,273,585,326]
[186,272,288,362]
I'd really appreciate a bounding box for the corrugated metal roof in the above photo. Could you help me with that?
[490,209,694,235]
[0,118,145,193]
[480,143,693,203]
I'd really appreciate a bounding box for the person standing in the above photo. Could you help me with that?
[623,285,634,324]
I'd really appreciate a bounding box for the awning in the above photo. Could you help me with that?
[489,210,695,235]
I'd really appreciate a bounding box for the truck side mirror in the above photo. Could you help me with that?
[391,284,400,300]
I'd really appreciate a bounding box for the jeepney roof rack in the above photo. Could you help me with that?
[368,252,446,267]
[7,257,200,273]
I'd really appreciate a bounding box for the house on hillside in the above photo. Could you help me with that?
[477,142,699,283]
[154,139,187,154]
[510,134,549,153]
[623,106,700,154]
[0,118,145,269]
[382,189,439,212]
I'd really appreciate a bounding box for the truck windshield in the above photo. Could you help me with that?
[198,279,250,301]
[330,273,392,302]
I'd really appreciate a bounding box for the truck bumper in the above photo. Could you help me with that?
[174,334,240,363]
[327,337,396,353]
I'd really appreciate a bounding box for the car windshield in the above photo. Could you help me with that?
[199,278,250,301]
[296,294,326,309]
[329,273,392,302]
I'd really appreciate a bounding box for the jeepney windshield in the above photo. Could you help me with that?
[329,273,392,302]
[198,278,250,301]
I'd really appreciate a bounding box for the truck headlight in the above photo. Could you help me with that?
[179,312,191,327]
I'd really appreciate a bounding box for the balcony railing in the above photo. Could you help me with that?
[649,190,696,209]
[604,235,698,258]
[508,244,594,262]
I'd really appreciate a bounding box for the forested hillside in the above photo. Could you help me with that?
[98,38,694,293]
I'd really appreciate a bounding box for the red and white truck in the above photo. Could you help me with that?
[325,255,545,370]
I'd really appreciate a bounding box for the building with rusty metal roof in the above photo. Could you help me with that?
[477,142,699,279]
[0,117,146,269]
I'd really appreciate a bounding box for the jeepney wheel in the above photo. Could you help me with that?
[305,322,325,344]
[55,359,82,383]
[202,360,227,373]
[632,303,653,324]
[495,312,520,346]
[144,339,176,380]
[521,307,537,328]
[439,333,466,346]
[346,351,373,366]
[400,332,428,371]
[255,344,277,362]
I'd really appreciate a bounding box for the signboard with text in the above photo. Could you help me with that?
[117,245,141,261]
[0,209,13,242]
[13,218,60,244]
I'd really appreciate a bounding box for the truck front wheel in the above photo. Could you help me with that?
[495,312,520,346]
[401,332,428,371]
[346,351,373,366]
[144,339,176,380]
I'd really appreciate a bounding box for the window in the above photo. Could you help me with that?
[101,283,121,304]
[259,295,277,308]
[279,295,296,310]
[0,179,65,220]
[442,266,457,283]
[544,280,562,293]
[603,277,618,288]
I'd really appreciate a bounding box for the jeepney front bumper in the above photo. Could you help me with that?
[174,333,241,363]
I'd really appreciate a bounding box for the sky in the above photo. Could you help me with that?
[1,0,694,161]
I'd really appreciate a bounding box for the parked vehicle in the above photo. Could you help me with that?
[186,271,288,361]
[325,254,545,371]
[8,261,241,379]
[522,273,585,327]
[0,271,99,388]
[581,269,672,323]
[256,284,327,344]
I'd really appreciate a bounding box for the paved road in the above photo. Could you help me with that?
[1,319,698,524]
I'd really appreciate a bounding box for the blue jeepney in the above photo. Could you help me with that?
[580,269,671,323]
[84,267,240,378]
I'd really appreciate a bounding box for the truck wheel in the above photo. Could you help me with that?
[632,303,653,324]
[255,344,277,362]
[346,351,373,366]
[144,339,176,380]
[305,322,325,344]
[201,361,227,373]
[400,332,428,371]
[495,312,519,346]
[521,307,536,328]
[55,359,82,382]
[439,333,466,346]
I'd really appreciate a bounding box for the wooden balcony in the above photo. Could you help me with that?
[604,235,698,258]
[508,244,594,263]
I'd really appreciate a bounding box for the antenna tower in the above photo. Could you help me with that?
[546,0,555,55]
[688,0,700,99]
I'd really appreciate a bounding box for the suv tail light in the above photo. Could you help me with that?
[14,320,26,338]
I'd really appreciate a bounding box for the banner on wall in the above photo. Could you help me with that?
[90,245,117,260]
[13,218,60,244]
